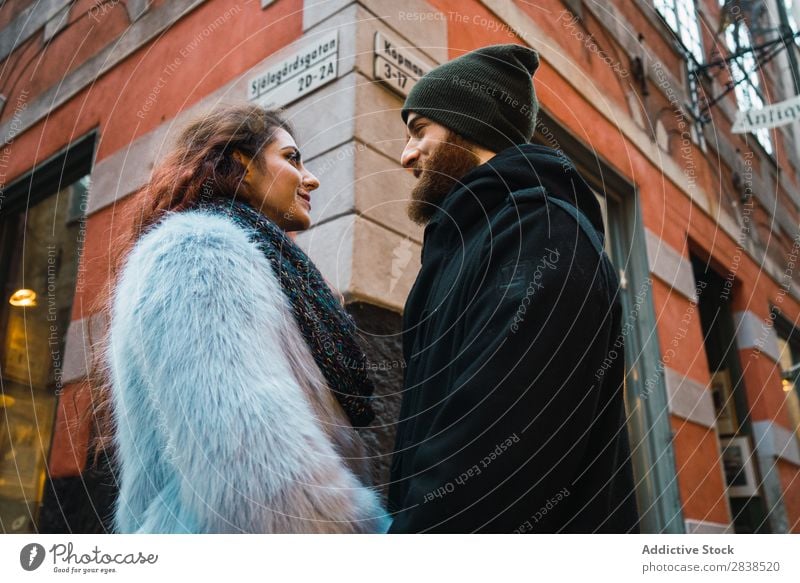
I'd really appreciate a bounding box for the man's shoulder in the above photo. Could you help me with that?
[507,185,549,205]
[490,186,582,240]
[499,187,605,251]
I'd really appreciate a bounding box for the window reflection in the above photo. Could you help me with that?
[0,176,87,532]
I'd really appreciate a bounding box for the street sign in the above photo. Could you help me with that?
[373,31,431,98]
[248,30,339,109]
[732,93,800,133]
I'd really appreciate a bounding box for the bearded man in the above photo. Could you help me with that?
[387,44,640,533]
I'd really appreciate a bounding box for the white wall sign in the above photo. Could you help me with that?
[248,30,339,109]
[373,31,431,98]
[732,93,800,133]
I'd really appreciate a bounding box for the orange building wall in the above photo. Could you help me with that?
[2,0,798,529]
[670,418,730,523]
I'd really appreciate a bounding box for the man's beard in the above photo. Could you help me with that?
[407,132,481,226]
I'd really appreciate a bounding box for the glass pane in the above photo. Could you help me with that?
[656,0,703,62]
[677,0,704,62]
[0,177,87,533]
[593,189,613,256]
[776,335,800,444]
[757,129,773,154]
[787,0,799,34]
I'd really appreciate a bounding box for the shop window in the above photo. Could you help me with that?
[692,254,772,533]
[773,310,800,447]
[0,137,92,532]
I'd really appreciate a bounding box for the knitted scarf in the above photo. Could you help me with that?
[195,197,375,427]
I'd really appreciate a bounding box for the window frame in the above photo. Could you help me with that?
[717,0,775,155]
[0,131,95,533]
[654,0,706,65]
[653,0,708,149]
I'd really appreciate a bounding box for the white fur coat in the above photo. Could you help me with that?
[107,209,389,533]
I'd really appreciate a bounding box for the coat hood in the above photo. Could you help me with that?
[429,144,605,241]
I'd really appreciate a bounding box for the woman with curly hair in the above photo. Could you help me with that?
[93,103,388,533]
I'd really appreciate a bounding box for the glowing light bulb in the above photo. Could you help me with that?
[9,289,37,307]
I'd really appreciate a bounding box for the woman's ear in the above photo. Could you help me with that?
[232,150,252,180]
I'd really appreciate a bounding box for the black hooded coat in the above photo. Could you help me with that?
[387,144,640,533]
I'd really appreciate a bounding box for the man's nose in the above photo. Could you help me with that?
[401,143,419,169]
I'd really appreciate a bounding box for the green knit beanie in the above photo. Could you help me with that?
[401,44,540,153]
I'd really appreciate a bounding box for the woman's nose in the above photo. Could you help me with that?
[302,170,320,191]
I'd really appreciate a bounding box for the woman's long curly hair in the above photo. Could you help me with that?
[87,103,291,462]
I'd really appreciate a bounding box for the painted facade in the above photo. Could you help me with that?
[0,0,798,533]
